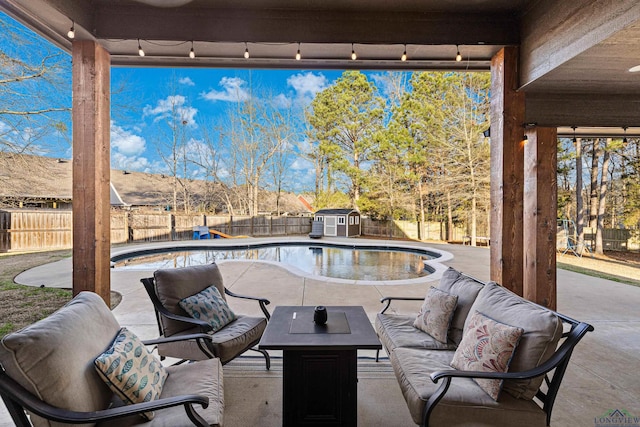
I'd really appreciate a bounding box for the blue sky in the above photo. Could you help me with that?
[1,12,403,192]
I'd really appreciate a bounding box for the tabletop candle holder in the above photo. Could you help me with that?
[313,306,328,325]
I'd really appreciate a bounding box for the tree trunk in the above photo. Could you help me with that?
[595,139,611,255]
[470,192,477,246]
[446,191,454,241]
[588,139,600,228]
[575,138,585,252]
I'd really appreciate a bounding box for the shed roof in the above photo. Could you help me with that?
[315,208,359,215]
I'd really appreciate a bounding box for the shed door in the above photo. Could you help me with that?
[324,216,337,236]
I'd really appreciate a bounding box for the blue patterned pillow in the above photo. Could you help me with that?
[94,327,168,420]
[179,285,236,333]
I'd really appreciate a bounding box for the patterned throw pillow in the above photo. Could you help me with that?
[450,311,524,401]
[94,327,168,420]
[413,287,458,343]
[179,285,236,333]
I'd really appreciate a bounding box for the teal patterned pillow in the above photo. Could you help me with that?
[94,327,168,420]
[179,285,236,333]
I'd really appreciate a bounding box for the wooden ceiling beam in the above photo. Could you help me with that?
[93,6,519,46]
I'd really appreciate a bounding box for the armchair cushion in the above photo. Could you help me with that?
[450,311,523,400]
[179,286,236,333]
[153,264,226,337]
[413,287,458,344]
[94,327,168,420]
[0,292,121,427]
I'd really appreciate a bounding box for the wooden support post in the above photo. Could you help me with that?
[490,47,525,295]
[523,127,557,309]
[72,41,111,305]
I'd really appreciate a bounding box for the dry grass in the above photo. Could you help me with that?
[0,250,120,337]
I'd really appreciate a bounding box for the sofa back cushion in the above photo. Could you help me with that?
[464,282,563,400]
[154,263,225,337]
[0,292,121,427]
[437,267,484,345]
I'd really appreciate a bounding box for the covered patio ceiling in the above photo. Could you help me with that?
[2,0,640,131]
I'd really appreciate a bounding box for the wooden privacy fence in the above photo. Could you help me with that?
[2,209,638,253]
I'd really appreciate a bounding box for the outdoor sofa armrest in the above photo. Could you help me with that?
[379,296,424,314]
[225,288,271,319]
[423,321,594,427]
[0,366,209,427]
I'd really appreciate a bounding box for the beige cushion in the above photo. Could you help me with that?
[390,347,547,427]
[0,292,121,427]
[465,282,563,400]
[413,287,458,344]
[376,314,457,353]
[153,263,225,337]
[451,311,523,400]
[436,268,484,345]
[157,315,267,364]
[97,357,224,427]
[94,327,169,420]
[179,286,236,333]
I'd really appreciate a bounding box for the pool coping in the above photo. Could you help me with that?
[110,236,454,286]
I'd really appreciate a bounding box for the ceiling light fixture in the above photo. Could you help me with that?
[455,45,462,62]
[138,39,145,57]
[401,44,407,62]
[67,21,75,39]
[351,43,357,60]
[189,41,195,58]
[629,65,640,73]
[244,42,250,59]
[623,126,628,143]
[295,42,301,60]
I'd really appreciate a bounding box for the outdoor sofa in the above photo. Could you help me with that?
[376,267,593,427]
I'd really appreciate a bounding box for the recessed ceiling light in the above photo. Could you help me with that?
[629,65,640,72]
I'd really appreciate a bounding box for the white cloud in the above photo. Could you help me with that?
[273,93,292,109]
[287,72,328,99]
[290,157,313,171]
[179,76,195,86]
[111,122,146,156]
[142,95,198,126]
[111,152,151,171]
[200,77,250,102]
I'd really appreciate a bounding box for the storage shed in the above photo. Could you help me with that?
[313,208,361,237]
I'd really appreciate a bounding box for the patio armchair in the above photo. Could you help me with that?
[141,263,271,369]
[0,291,223,427]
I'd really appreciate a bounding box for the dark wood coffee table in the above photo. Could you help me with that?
[258,305,382,427]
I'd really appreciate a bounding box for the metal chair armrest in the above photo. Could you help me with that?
[379,296,424,314]
[225,288,271,319]
[0,368,209,426]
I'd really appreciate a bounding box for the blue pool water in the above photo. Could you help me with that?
[112,243,437,281]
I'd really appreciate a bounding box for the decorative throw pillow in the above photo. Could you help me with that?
[179,285,236,333]
[94,327,168,420]
[450,311,524,401]
[413,287,458,343]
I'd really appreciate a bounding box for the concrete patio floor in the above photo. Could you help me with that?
[2,237,639,426]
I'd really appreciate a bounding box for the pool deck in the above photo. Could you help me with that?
[4,236,640,426]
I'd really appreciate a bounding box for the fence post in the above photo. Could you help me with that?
[169,213,175,241]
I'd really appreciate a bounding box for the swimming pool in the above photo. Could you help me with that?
[112,242,441,281]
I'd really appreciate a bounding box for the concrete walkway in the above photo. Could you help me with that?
[2,237,639,426]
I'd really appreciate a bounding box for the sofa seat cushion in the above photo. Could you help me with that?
[465,282,563,400]
[376,313,457,353]
[437,268,484,345]
[157,315,267,363]
[97,357,224,427]
[390,347,546,427]
[0,292,121,427]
